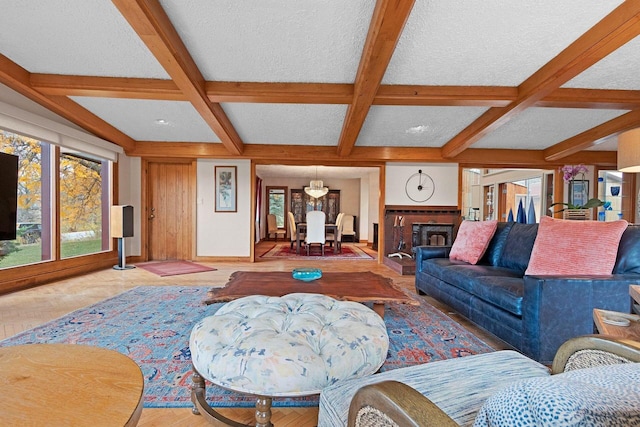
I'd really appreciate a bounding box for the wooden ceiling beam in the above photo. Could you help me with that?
[130,140,616,167]
[336,0,415,157]
[112,0,244,155]
[536,88,640,110]
[544,109,640,161]
[31,74,185,101]
[0,55,136,151]
[373,85,515,106]
[442,1,640,159]
[30,74,640,110]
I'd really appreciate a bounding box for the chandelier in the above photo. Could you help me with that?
[304,167,329,198]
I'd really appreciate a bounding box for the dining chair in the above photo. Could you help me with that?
[287,211,303,250]
[341,214,356,242]
[267,214,286,242]
[305,210,326,256]
[326,212,344,249]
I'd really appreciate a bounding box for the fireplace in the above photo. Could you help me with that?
[383,205,461,275]
[412,223,454,248]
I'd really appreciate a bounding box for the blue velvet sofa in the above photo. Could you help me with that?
[415,222,640,363]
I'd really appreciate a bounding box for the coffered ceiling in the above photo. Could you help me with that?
[1,0,640,168]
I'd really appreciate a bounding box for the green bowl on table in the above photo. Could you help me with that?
[292,268,322,282]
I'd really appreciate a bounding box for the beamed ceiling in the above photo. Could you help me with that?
[1,0,640,168]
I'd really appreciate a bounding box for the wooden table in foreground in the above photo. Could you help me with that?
[205,271,417,317]
[0,344,144,427]
[593,285,640,340]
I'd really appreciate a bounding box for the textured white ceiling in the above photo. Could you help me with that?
[0,0,168,78]
[0,0,635,158]
[222,103,347,145]
[383,0,623,85]
[70,97,219,142]
[473,108,628,149]
[563,35,640,89]
[356,106,489,147]
[257,164,378,179]
[160,0,374,83]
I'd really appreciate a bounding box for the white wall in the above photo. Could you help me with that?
[385,163,458,206]
[197,159,252,257]
[118,154,142,257]
[366,169,380,242]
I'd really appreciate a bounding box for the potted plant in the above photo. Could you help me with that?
[551,164,604,220]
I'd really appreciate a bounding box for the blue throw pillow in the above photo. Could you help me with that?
[473,363,640,426]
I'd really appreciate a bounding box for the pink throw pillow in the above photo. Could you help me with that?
[525,216,628,276]
[450,220,498,265]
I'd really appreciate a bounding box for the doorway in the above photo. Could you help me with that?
[266,186,288,240]
[144,160,195,260]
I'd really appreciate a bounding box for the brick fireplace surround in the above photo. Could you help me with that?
[383,205,461,275]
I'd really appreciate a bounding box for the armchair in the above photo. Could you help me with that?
[345,335,640,427]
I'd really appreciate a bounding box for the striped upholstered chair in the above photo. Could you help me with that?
[318,335,640,427]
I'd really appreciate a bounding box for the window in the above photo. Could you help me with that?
[0,131,51,268]
[59,152,110,258]
[267,187,287,228]
[0,128,112,268]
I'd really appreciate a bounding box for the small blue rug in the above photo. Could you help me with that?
[0,286,493,408]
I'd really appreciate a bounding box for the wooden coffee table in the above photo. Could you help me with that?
[0,343,144,426]
[204,271,417,317]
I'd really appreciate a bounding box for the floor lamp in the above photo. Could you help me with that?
[111,205,135,270]
[618,129,640,222]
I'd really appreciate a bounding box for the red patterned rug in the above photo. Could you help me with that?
[136,260,217,277]
[259,243,374,259]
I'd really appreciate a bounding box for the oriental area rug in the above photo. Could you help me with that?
[0,286,494,408]
[259,243,374,260]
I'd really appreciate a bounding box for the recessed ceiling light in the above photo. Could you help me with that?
[155,119,169,125]
[406,125,429,134]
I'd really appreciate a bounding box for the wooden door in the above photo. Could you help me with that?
[146,161,194,261]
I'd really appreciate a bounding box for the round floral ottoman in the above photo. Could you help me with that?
[189,293,389,427]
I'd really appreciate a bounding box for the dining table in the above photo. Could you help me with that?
[296,222,338,255]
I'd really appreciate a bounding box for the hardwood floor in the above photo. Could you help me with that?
[0,242,510,427]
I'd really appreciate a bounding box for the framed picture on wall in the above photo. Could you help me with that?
[569,179,589,207]
[215,166,237,212]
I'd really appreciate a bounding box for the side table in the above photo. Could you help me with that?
[593,285,640,340]
[0,344,144,426]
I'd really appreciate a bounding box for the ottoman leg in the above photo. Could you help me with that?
[190,364,250,427]
[255,396,273,427]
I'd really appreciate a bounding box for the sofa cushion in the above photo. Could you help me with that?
[473,363,640,427]
[472,276,524,316]
[614,225,640,274]
[424,260,522,294]
[497,223,538,274]
[479,222,514,266]
[525,217,628,276]
[450,220,498,265]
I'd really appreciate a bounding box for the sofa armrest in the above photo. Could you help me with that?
[522,275,638,363]
[414,246,450,273]
[552,334,640,374]
[347,380,458,427]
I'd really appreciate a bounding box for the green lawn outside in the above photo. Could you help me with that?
[0,239,104,268]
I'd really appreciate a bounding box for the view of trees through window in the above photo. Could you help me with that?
[60,152,108,259]
[267,187,286,228]
[0,130,110,268]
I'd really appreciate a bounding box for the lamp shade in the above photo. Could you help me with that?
[618,128,640,172]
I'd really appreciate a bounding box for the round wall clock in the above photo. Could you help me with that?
[405,169,435,202]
